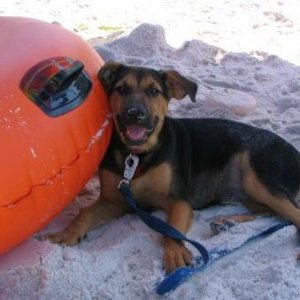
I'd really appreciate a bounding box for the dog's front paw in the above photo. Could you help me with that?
[163,238,192,273]
[40,229,87,246]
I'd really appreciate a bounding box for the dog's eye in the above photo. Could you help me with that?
[115,86,130,95]
[146,88,160,97]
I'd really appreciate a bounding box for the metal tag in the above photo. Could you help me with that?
[123,154,139,181]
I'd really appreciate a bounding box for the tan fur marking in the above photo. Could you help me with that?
[132,162,172,210]
[108,94,124,116]
[115,73,138,89]
[213,214,257,225]
[140,74,169,128]
[166,201,193,232]
[139,74,164,90]
[241,152,300,228]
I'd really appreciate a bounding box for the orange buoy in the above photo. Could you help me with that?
[0,17,112,254]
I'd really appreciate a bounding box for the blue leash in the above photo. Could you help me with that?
[155,218,291,295]
[118,154,291,295]
[118,181,210,294]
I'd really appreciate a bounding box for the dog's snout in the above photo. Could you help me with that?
[125,103,147,121]
[127,107,146,119]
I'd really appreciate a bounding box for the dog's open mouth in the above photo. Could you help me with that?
[126,125,147,142]
[123,125,153,145]
[116,114,159,146]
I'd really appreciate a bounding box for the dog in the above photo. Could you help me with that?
[46,61,300,273]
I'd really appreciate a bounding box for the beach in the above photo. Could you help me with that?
[1,1,300,299]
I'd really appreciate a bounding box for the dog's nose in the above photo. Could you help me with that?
[125,104,147,121]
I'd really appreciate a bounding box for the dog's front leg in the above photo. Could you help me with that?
[45,197,129,246]
[163,201,193,273]
[45,168,129,246]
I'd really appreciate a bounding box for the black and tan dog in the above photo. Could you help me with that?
[47,62,300,272]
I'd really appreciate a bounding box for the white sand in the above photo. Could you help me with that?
[1,1,300,299]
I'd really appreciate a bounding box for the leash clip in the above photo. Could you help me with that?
[123,154,139,182]
[118,154,139,190]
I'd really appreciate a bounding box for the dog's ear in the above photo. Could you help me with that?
[98,61,124,94]
[160,70,197,102]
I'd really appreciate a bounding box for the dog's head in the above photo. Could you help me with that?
[98,61,197,153]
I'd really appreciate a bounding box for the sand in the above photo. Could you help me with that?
[1,1,300,299]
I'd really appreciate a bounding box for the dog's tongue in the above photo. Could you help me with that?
[126,126,146,141]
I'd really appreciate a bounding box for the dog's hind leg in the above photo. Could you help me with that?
[210,214,257,234]
[209,201,276,234]
[241,152,300,229]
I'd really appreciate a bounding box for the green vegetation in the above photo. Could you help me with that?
[98,25,123,32]
[77,23,89,31]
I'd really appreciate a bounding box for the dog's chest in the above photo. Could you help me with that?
[131,162,172,210]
